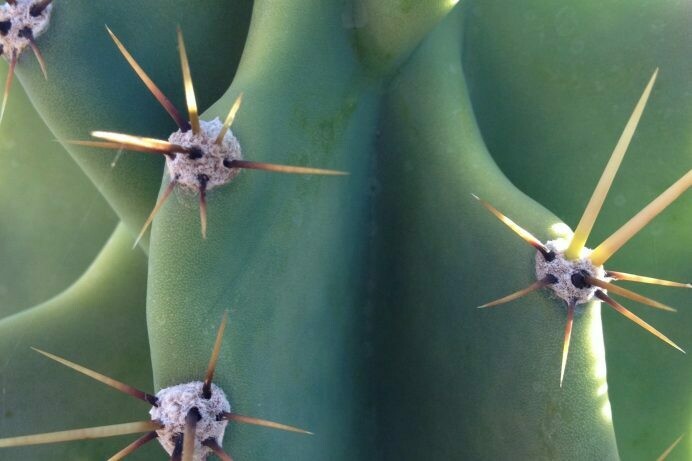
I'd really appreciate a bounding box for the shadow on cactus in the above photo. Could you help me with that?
[475,69,690,387]
[0,312,312,460]
[66,26,347,243]
[0,0,52,123]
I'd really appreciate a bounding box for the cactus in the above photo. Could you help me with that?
[0,1,689,460]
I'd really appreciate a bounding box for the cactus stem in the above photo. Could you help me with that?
[559,301,575,387]
[565,69,659,260]
[219,413,314,435]
[589,170,692,266]
[176,26,199,135]
[106,26,189,131]
[0,421,162,448]
[182,408,201,461]
[656,434,685,461]
[472,194,552,259]
[477,276,554,309]
[0,50,16,125]
[595,290,685,353]
[107,431,158,461]
[201,438,234,461]
[203,311,228,399]
[31,347,160,406]
[606,271,691,289]
[1,315,310,457]
[216,93,244,145]
[225,159,349,176]
[27,37,46,78]
[133,179,178,249]
[584,276,676,312]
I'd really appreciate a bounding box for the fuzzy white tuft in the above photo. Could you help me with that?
[535,238,608,306]
[150,381,231,461]
[0,0,52,59]
[166,118,243,191]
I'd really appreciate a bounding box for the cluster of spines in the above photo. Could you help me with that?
[474,69,690,386]
[67,26,347,243]
[0,313,311,460]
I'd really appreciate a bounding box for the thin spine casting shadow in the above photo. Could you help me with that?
[67,27,348,242]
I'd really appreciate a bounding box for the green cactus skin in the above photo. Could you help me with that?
[0,61,116,318]
[370,8,619,459]
[146,1,379,458]
[13,0,253,245]
[463,2,692,459]
[0,0,689,460]
[0,224,154,460]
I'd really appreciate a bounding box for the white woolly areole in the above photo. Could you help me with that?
[166,118,243,191]
[535,238,607,306]
[0,0,52,58]
[150,381,231,461]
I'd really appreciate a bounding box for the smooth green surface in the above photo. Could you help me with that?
[147,1,379,458]
[0,61,116,319]
[14,0,253,244]
[349,0,457,75]
[1,0,688,459]
[463,1,691,458]
[148,2,619,459]
[371,9,618,459]
[0,224,155,460]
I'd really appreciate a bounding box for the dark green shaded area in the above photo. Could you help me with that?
[0,61,116,318]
